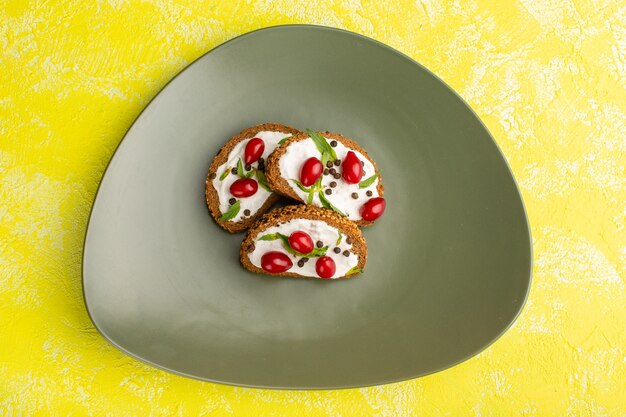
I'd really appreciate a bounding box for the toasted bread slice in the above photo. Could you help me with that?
[240,205,367,279]
[265,130,384,226]
[206,123,301,233]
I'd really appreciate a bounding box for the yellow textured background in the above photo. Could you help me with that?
[1,0,625,415]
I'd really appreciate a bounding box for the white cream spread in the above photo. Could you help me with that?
[278,136,380,220]
[212,131,291,222]
[248,218,359,279]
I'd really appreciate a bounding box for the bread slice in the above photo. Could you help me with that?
[206,123,301,233]
[240,205,367,279]
[265,130,384,226]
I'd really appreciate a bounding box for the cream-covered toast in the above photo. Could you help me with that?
[265,129,386,226]
[205,123,301,232]
[240,205,367,279]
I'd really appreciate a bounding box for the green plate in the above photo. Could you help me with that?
[83,25,532,389]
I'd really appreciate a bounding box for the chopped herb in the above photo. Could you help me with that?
[291,177,325,205]
[306,246,329,257]
[346,266,363,276]
[256,170,271,191]
[277,135,292,145]
[219,200,240,221]
[219,168,230,181]
[306,128,337,165]
[318,191,346,216]
[237,159,245,177]
[336,231,343,245]
[291,179,310,193]
[359,173,379,189]
[259,233,280,241]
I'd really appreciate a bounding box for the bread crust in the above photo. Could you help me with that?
[205,123,301,233]
[265,130,384,227]
[240,205,367,279]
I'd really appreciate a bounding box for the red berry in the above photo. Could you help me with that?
[361,197,386,221]
[300,157,323,186]
[315,256,336,279]
[230,178,258,197]
[261,251,293,273]
[341,151,364,184]
[288,231,314,254]
[244,138,265,164]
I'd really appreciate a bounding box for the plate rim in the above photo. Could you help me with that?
[81,24,533,390]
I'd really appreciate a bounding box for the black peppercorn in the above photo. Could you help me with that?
[243,209,251,216]
[245,163,252,171]
[231,167,237,174]
[325,189,332,195]
[366,190,373,197]
[316,240,323,248]
[343,250,350,257]
[330,181,337,188]
[351,192,358,199]
[333,247,341,254]
[333,173,341,179]
[326,161,333,168]
[229,198,236,205]
[334,159,341,166]
[330,140,337,147]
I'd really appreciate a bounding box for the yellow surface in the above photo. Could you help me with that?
[1,0,625,415]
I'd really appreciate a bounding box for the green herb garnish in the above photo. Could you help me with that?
[236,159,245,177]
[306,128,337,165]
[291,179,310,193]
[291,178,318,203]
[259,233,281,241]
[304,246,328,258]
[336,231,343,245]
[219,168,230,181]
[359,173,378,189]
[236,159,244,177]
[301,246,328,258]
[256,170,271,191]
[259,232,328,258]
[219,200,240,221]
[277,135,292,145]
[236,158,254,178]
[318,191,346,216]
[346,266,363,276]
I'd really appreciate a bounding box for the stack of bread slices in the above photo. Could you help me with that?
[206,123,386,280]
